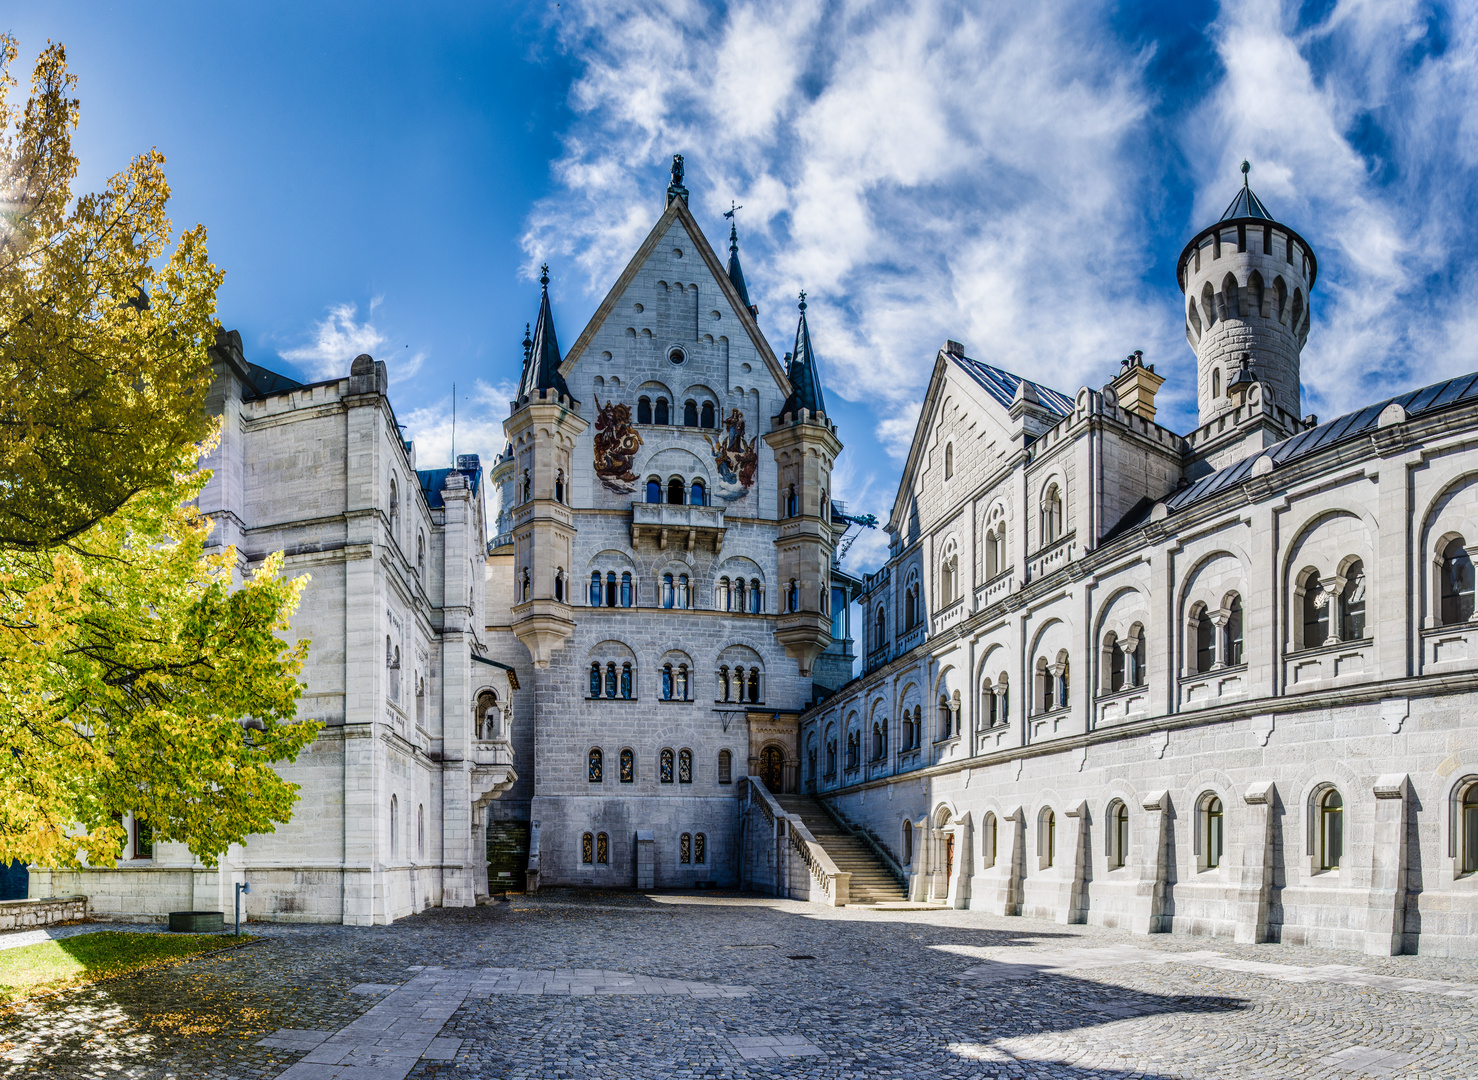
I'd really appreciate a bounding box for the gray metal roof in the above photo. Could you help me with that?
[1163,370,1478,514]
[953,355,1075,415]
[1220,183,1274,222]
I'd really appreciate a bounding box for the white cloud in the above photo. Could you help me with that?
[401,379,518,528]
[279,303,388,381]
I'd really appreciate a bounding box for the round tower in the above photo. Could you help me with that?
[1178,163,1317,431]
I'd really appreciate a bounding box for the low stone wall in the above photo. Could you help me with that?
[0,895,88,931]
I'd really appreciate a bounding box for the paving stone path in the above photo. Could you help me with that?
[3,891,1478,1078]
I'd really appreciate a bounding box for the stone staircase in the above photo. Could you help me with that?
[774,795,907,905]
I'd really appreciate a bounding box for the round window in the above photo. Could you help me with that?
[668,346,686,365]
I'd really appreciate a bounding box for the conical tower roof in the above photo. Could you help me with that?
[779,292,826,417]
[517,265,574,404]
[726,212,753,311]
[1220,160,1274,221]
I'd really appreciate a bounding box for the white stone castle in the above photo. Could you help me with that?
[33,159,1478,957]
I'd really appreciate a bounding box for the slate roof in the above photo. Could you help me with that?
[952,355,1075,415]
[418,466,483,508]
[1163,371,1478,515]
[726,222,752,310]
[1220,182,1274,222]
[779,297,827,417]
[517,267,574,403]
[241,363,304,400]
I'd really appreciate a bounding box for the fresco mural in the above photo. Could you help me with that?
[708,407,758,502]
[593,396,643,493]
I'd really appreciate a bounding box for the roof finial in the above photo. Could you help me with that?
[798,289,807,312]
[522,322,532,363]
[1241,160,1251,187]
[539,263,550,291]
[724,200,743,251]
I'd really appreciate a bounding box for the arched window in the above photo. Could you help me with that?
[1462,784,1478,873]
[1195,604,1215,673]
[662,664,673,700]
[1111,802,1129,869]
[416,533,425,575]
[1203,795,1223,868]
[667,477,684,505]
[1211,367,1221,399]
[786,485,798,518]
[718,749,732,784]
[1274,275,1287,321]
[986,526,1005,579]
[826,735,837,776]
[1341,559,1366,640]
[701,401,715,428]
[1218,596,1242,665]
[1109,633,1125,692]
[582,832,594,864]
[1041,808,1056,868]
[940,544,958,606]
[903,709,914,748]
[1057,658,1070,709]
[982,813,997,868]
[1036,657,1053,714]
[588,747,603,783]
[680,833,692,864]
[902,820,914,865]
[521,469,532,502]
[734,578,746,611]
[747,667,760,703]
[602,571,615,607]
[938,695,952,740]
[605,662,617,699]
[637,396,652,424]
[590,572,602,607]
[677,575,690,609]
[620,748,634,783]
[683,399,698,426]
[717,577,731,612]
[589,663,601,698]
[659,573,674,609]
[596,832,608,864]
[875,607,886,649]
[620,662,633,699]
[555,470,565,504]
[621,572,633,608]
[750,578,762,613]
[1301,568,1328,649]
[554,569,565,603]
[655,397,670,425]
[520,568,530,603]
[944,442,954,479]
[690,480,705,506]
[660,748,674,783]
[1319,789,1343,870]
[694,833,706,864]
[787,579,799,612]
[678,748,692,783]
[390,795,399,858]
[1041,484,1063,545]
[1443,539,1476,624]
[1201,281,1216,328]
[388,478,399,542]
[646,478,661,504]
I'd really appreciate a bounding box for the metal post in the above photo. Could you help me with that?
[234,881,251,935]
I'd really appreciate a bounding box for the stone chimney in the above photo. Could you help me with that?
[1110,350,1165,423]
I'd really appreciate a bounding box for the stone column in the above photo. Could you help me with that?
[1234,781,1276,944]
[945,814,972,910]
[1131,791,1171,935]
[1365,774,1411,957]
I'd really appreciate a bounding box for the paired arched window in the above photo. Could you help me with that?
[825,733,838,776]
[1298,563,1367,650]
[1105,628,1146,692]
[940,542,959,606]
[985,524,1006,579]
[661,662,690,701]
[388,478,399,543]
[1041,483,1063,546]
[690,480,706,506]
[718,664,762,704]
[416,533,425,575]
[581,832,609,865]
[588,747,603,783]
[1035,654,1069,713]
[679,832,706,864]
[1441,538,1476,624]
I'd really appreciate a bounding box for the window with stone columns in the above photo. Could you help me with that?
[1040,482,1063,546]
[1442,537,1476,624]
[1340,558,1367,640]
[940,538,959,607]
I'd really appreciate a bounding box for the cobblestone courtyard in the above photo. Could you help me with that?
[4,891,1478,1078]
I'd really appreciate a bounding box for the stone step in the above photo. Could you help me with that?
[771,795,906,902]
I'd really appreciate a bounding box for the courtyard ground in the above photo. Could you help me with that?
[1,889,1475,1078]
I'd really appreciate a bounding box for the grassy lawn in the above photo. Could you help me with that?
[0,932,244,1001]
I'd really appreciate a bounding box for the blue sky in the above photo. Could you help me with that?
[8,0,1477,576]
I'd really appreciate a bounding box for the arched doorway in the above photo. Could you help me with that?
[759,746,784,793]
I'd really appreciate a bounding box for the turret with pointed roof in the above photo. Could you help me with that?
[726,211,757,316]
[517,267,575,406]
[779,292,826,419]
[1177,162,1318,470]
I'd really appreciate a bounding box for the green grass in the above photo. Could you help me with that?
[0,931,244,1001]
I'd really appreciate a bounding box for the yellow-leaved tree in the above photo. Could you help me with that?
[0,38,320,868]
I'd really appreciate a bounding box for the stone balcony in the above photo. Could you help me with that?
[630,502,727,553]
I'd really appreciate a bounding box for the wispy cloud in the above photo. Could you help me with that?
[280,302,427,384]
[402,379,518,526]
